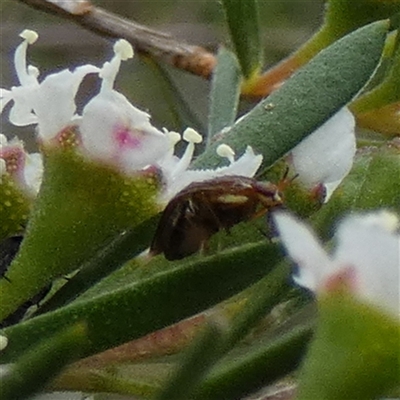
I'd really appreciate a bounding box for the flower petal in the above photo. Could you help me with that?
[0,135,43,195]
[5,30,40,126]
[333,211,400,318]
[35,65,99,140]
[159,146,262,203]
[291,107,356,201]
[0,89,13,114]
[3,30,97,140]
[23,152,43,195]
[213,145,262,177]
[273,212,333,291]
[80,90,168,172]
[7,85,38,126]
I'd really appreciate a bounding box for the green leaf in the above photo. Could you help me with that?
[324,0,400,37]
[142,57,205,133]
[221,0,262,78]
[0,323,87,400]
[35,216,159,315]
[156,263,293,400]
[68,217,280,304]
[297,293,399,400]
[53,361,170,397]
[192,20,389,172]
[207,47,242,143]
[352,30,400,112]
[156,321,225,400]
[1,241,281,362]
[191,317,314,400]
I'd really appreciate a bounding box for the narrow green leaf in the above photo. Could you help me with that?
[193,20,389,172]
[63,219,281,304]
[1,241,281,362]
[324,0,400,37]
[352,30,400,112]
[222,262,296,348]
[207,47,241,143]
[0,323,87,400]
[156,263,293,400]
[156,322,225,400]
[221,0,262,78]
[52,363,168,397]
[35,216,159,315]
[191,319,314,400]
[143,57,205,132]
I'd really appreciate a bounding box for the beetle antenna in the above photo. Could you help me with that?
[278,167,298,192]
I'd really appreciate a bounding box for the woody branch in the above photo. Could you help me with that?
[16,0,217,79]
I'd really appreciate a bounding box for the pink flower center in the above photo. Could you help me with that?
[115,126,143,150]
[324,265,358,293]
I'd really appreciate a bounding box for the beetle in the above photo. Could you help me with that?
[150,175,285,260]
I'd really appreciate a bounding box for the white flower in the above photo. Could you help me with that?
[290,107,356,202]
[274,210,400,319]
[0,133,43,195]
[1,30,39,125]
[1,32,264,201]
[157,129,263,203]
[80,39,168,173]
[1,30,99,141]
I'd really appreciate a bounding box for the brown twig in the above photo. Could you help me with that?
[17,0,217,79]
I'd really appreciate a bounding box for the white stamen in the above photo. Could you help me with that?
[217,143,235,164]
[183,127,202,144]
[170,128,202,177]
[15,30,40,87]
[19,29,38,44]
[99,39,133,92]
[113,39,134,61]
[0,335,8,351]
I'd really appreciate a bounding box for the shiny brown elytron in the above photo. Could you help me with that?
[150,175,284,260]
